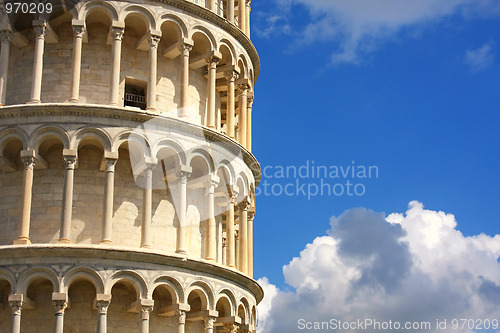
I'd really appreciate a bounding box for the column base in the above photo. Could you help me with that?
[100,240,112,245]
[175,249,187,255]
[67,98,79,103]
[141,244,152,249]
[27,99,41,104]
[13,238,31,245]
[57,239,71,244]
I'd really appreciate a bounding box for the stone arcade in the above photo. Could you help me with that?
[0,0,261,332]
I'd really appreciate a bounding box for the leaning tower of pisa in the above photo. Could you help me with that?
[0,0,261,332]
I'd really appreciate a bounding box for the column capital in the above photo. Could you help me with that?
[229,185,240,201]
[178,38,194,55]
[72,22,86,38]
[175,310,187,324]
[63,149,78,169]
[148,31,162,50]
[110,23,125,41]
[203,315,217,329]
[225,69,240,83]
[247,206,255,220]
[0,29,13,44]
[206,51,222,67]
[20,149,37,169]
[223,323,239,333]
[8,294,24,315]
[96,293,112,314]
[238,197,251,210]
[52,293,68,315]
[33,20,47,39]
[206,174,220,193]
[141,299,154,320]
[103,151,119,163]
[177,164,192,181]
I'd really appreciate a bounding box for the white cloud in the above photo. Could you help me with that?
[259,0,500,65]
[258,202,500,332]
[465,42,495,72]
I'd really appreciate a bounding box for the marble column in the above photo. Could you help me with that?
[179,41,193,116]
[238,199,250,275]
[228,0,235,24]
[204,316,216,333]
[14,150,36,244]
[246,96,253,151]
[141,160,156,248]
[0,30,13,106]
[226,189,238,268]
[30,21,47,103]
[209,0,217,12]
[245,0,251,36]
[205,175,220,261]
[247,208,255,278]
[225,70,238,139]
[176,166,192,254]
[237,83,249,148]
[59,149,77,243]
[238,0,246,32]
[101,153,118,244]
[69,21,85,102]
[52,294,68,333]
[140,301,154,333]
[207,55,221,129]
[8,295,22,333]
[147,32,161,111]
[109,24,125,106]
[96,294,111,333]
[176,310,186,333]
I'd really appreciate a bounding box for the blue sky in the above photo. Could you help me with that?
[250,1,500,331]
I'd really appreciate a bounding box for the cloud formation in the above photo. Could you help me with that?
[257,0,500,65]
[465,42,495,72]
[258,202,500,332]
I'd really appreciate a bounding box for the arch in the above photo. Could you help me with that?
[158,14,187,38]
[71,127,112,152]
[119,5,156,30]
[237,297,250,324]
[236,171,251,197]
[62,267,104,294]
[185,281,214,310]
[215,289,237,316]
[16,267,59,294]
[80,0,119,21]
[0,269,15,292]
[29,125,70,151]
[112,130,152,158]
[152,139,187,166]
[0,128,28,152]
[237,55,249,80]
[106,270,147,299]
[218,39,237,66]
[188,148,214,174]
[189,25,216,51]
[149,276,183,303]
[251,305,257,329]
[216,163,234,197]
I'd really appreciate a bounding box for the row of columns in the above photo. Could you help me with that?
[0,22,254,150]
[12,149,254,276]
[207,0,251,36]
[8,293,252,333]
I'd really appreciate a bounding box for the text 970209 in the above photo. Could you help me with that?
[3,1,53,15]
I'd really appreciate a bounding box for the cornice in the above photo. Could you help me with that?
[0,103,262,185]
[0,244,264,303]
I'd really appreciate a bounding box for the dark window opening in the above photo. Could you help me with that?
[124,79,147,110]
